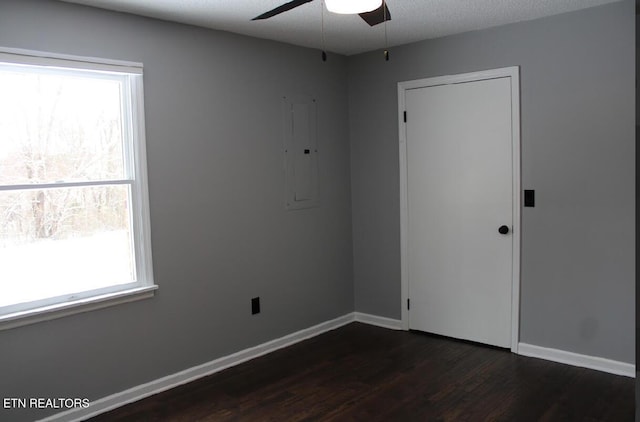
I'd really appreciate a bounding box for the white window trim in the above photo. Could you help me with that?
[0,47,156,330]
[0,47,143,74]
[0,286,158,331]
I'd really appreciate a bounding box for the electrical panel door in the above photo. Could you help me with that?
[283,95,319,210]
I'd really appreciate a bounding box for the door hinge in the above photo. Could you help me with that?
[403,111,407,122]
[407,298,410,310]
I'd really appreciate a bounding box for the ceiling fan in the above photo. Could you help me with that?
[252,0,391,27]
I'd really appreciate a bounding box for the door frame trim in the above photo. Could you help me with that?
[398,67,521,353]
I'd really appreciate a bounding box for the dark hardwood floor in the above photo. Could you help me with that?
[90,323,634,421]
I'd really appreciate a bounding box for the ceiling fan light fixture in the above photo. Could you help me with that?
[325,0,383,15]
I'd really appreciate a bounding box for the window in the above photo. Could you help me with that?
[0,49,156,328]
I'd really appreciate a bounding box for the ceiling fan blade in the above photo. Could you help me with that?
[252,0,315,20]
[359,3,391,26]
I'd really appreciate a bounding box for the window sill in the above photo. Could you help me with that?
[0,285,158,331]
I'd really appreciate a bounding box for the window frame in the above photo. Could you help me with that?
[0,47,156,330]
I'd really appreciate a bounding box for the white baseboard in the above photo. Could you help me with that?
[518,343,635,378]
[354,312,403,330]
[44,312,633,421]
[39,313,356,422]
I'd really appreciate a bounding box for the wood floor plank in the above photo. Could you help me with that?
[89,323,634,422]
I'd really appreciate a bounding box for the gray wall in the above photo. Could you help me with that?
[635,10,639,416]
[349,0,635,363]
[0,1,353,421]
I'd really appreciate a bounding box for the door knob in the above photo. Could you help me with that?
[498,225,510,235]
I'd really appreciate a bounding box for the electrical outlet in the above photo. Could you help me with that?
[251,297,260,315]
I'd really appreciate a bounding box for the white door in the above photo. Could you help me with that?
[404,76,515,348]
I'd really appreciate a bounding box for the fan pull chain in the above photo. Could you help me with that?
[383,0,389,61]
[321,0,327,61]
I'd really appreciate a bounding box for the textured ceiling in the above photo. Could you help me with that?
[60,0,623,55]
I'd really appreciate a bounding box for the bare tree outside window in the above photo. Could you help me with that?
[0,68,136,307]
